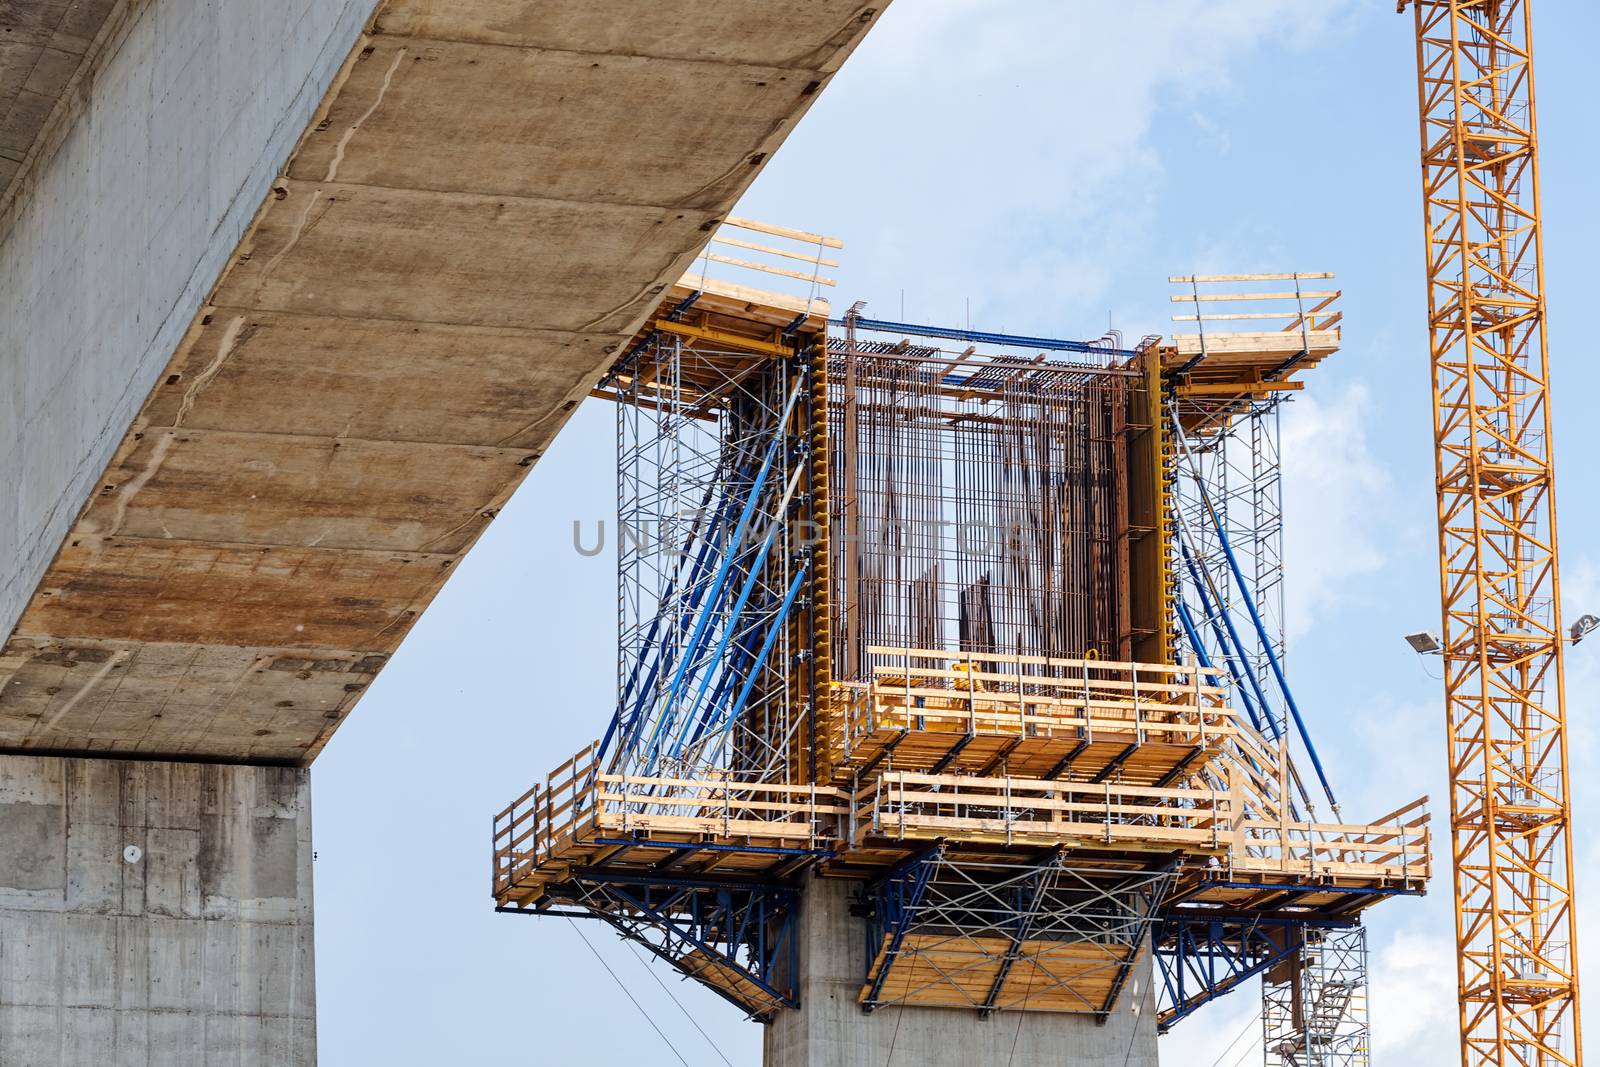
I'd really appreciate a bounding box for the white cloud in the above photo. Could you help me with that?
[1369,928,1459,1063]
[744,0,1361,333]
[1280,383,1393,640]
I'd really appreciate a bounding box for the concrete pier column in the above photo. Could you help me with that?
[763,878,1160,1067]
[0,756,315,1065]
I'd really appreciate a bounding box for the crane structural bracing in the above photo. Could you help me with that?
[1401,1,1584,1064]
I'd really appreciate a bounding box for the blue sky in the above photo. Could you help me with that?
[309,3,1600,1063]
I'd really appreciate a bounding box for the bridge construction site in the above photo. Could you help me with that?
[491,224,1431,1063]
[0,1,1584,1066]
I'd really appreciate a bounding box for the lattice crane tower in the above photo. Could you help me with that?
[1400,1,1584,1064]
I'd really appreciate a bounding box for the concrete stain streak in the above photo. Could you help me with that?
[39,649,129,733]
[257,189,328,287]
[106,431,174,535]
[325,46,407,183]
[175,314,249,428]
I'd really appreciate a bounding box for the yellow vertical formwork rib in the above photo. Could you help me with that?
[1402,2,1584,1064]
[1126,345,1174,666]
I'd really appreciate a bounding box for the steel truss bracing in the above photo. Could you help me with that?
[1402,2,1584,1063]
[511,873,801,1019]
[1262,925,1371,1067]
[1155,915,1306,1032]
[861,847,1178,1018]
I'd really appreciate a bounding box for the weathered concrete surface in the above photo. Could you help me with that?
[765,878,1161,1067]
[0,755,316,1065]
[0,0,121,207]
[0,0,886,764]
[0,0,380,756]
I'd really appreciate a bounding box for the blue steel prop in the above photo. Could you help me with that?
[603,452,744,765]
[1175,561,1270,736]
[1171,417,1338,814]
[688,563,810,756]
[631,377,806,772]
[667,462,806,759]
[1155,916,1307,1032]
[834,316,1139,360]
[860,847,941,1012]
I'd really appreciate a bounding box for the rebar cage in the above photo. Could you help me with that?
[826,323,1146,687]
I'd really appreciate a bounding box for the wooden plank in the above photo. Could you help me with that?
[697,249,837,286]
[1168,273,1335,283]
[712,233,840,268]
[1175,381,1304,397]
[864,644,1228,679]
[724,215,844,249]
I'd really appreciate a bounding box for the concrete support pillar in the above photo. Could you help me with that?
[0,756,315,1065]
[764,877,1160,1067]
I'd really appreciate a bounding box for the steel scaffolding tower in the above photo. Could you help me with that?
[1263,926,1372,1067]
[606,329,813,785]
[1170,393,1290,739]
[1400,2,1584,1063]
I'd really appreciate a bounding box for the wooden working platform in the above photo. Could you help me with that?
[832,770,1427,894]
[492,742,847,910]
[1165,273,1342,432]
[824,648,1235,786]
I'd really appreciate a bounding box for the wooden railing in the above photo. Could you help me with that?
[856,770,1430,885]
[834,646,1235,759]
[858,769,1236,851]
[1231,795,1431,882]
[493,742,849,899]
[492,741,599,897]
[680,216,841,318]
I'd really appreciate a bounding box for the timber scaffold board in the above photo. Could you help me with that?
[863,935,1141,1014]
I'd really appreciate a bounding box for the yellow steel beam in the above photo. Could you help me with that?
[1173,381,1305,398]
[1403,2,1584,1064]
[652,318,794,358]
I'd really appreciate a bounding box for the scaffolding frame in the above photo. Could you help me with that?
[606,329,815,786]
[1262,924,1371,1067]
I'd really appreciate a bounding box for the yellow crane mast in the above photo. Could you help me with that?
[1399,2,1583,1063]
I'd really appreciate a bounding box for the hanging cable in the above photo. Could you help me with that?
[621,940,736,1067]
[567,919,690,1067]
